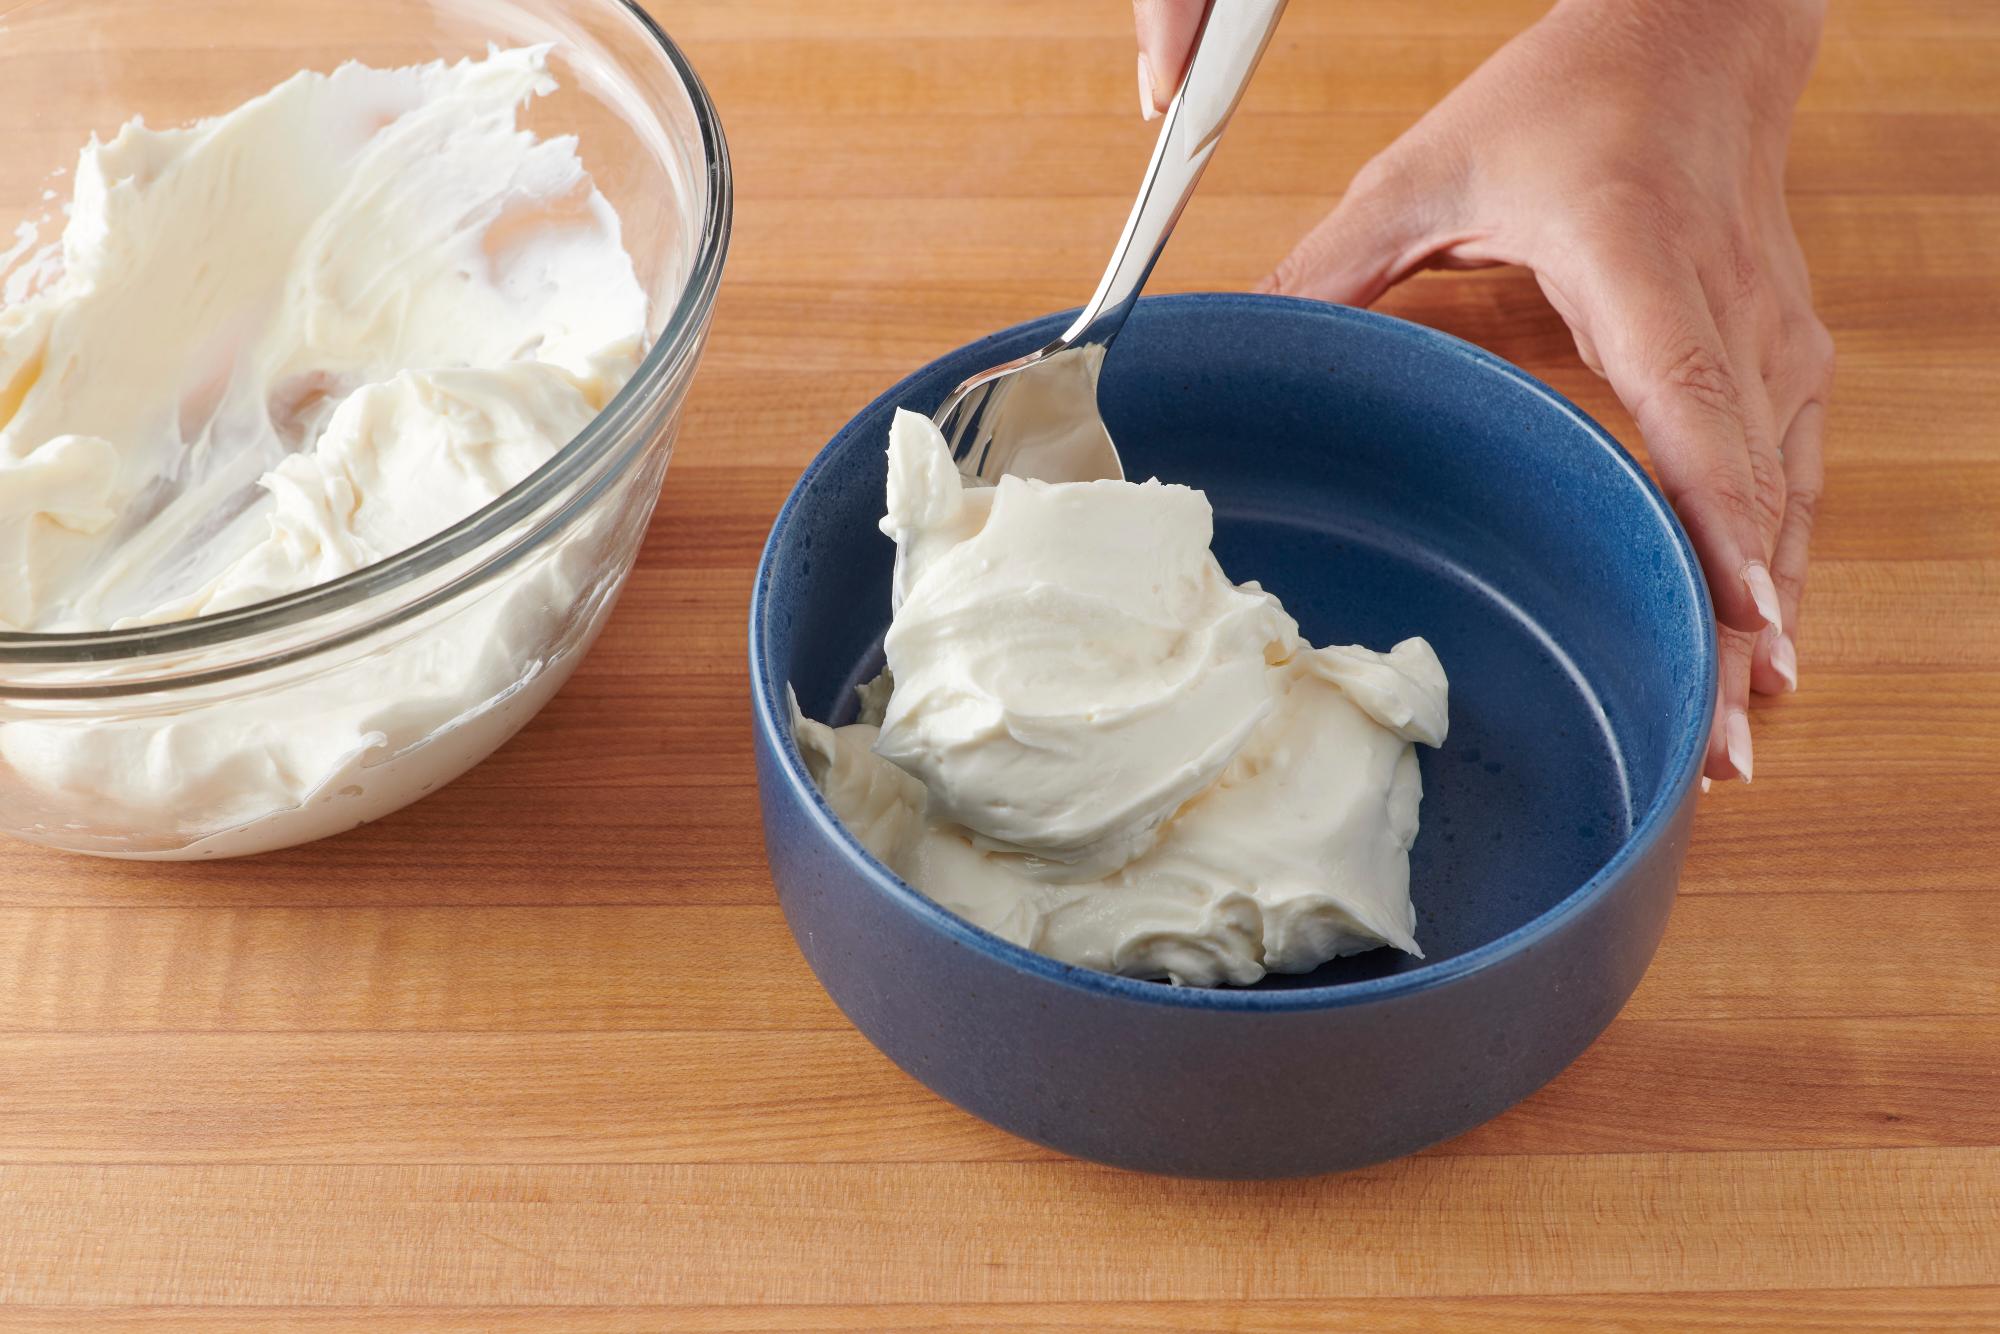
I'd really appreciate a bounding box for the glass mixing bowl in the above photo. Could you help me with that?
[0,0,730,857]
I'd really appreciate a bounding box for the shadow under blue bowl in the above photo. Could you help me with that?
[750,293,1716,1178]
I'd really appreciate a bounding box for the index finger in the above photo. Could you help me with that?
[1133,0,1207,114]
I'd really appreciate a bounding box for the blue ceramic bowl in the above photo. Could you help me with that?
[750,294,1715,1179]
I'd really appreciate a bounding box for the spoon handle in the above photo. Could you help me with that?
[1059,0,1290,351]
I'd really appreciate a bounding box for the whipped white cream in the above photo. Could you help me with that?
[0,44,642,632]
[0,47,651,856]
[794,410,1449,987]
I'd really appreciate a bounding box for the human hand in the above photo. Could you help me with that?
[1132,0,1832,784]
[1131,0,1205,119]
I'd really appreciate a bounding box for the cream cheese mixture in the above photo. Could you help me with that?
[794,411,1450,987]
[0,44,643,632]
[0,46,651,856]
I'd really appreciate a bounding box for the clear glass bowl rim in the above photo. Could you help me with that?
[0,0,733,667]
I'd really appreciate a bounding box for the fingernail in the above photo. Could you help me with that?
[1743,561,1783,635]
[1137,52,1160,121]
[1700,775,1713,794]
[1771,633,1799,693]
[1725,711,1754,784]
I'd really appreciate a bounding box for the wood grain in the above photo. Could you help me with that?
[0,1017,1989,1164]
[6,1291,2000,1333]
[2,1153,1997,1305]
[0,891,1990,1032]
[1,0,1996,1326]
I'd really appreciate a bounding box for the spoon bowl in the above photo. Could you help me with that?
[935,0,1287,485]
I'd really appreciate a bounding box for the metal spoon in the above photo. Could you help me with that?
[933,0,1290,485]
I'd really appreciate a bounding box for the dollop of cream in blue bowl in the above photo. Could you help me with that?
[750,293,1715,1179]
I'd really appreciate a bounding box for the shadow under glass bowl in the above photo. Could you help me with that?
[752,293,1716,1179]
[0,0,730,858]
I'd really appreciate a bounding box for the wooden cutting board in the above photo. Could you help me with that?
[1,1,1995,1326]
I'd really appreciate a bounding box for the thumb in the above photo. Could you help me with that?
[1256,156,1447,306]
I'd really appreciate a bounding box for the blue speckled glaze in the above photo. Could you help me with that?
[750,294,1716,1178]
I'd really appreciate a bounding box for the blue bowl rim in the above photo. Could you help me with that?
[750,291,1717,1013]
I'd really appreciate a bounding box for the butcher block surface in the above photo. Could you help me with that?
[0,1,1996,1327]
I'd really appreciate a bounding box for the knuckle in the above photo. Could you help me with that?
[1267,251,1306,295]
[1352,151,1400,198]
[1573,331,1607,379]
[1654,338,1744,420]
[1716,624,1760,695]
[1276,216,1357,295]
[1587,174,1682,232]
[1346,149,1410,203]
[1719,622,1760,663]
[1575,170,1701,257]
[1771,559,1810,606]
[1707,226,1763,309]
[1679,458,1764,535]
[1786,480,1823,536]
[1747,446,1788,531]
